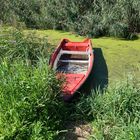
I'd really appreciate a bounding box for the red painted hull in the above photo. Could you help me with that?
[49,39,94,100]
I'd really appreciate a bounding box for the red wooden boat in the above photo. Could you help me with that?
[49,39,94,100]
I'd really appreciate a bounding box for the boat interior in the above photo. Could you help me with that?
[52,41,91,94]
[54,42,90,74]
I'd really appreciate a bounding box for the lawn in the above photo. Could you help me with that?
[26,29,140,85]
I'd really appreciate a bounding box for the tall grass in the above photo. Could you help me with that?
[0,28,140,139]
[75,79,140,139]
[0,28,50,64]
[0,29,67,139]
[0,60,66,139]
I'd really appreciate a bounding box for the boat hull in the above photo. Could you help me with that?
[49,39,94,100]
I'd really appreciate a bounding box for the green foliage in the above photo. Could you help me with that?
[0,28,140,139]
[0,60,66,140]
[75,79,140,139]
[1,0,140,39]
[0,28,66,139]
[0,28,51,64]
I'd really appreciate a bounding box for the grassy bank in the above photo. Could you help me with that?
[77,79,140,139]
[0,28,66,139]
[0,60,65,139]
[0,27,140,139]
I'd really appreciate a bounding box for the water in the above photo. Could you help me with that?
[57,62,88,74]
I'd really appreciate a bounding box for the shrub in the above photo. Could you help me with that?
[109,22,130,38]
[1,0,140,39]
